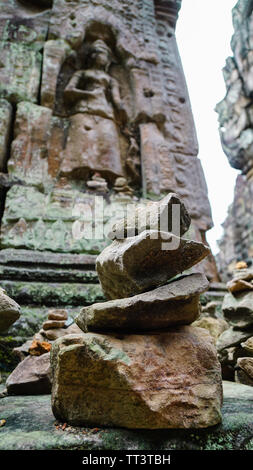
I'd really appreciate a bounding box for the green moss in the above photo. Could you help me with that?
[1,280,105,307]
[0,336,21,372]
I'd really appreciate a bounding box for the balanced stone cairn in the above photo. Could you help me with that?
[51,193,223,429]
[6,309,81,395]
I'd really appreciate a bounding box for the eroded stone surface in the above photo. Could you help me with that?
[216,1,253,279]
[51,327,222,429]
[192,317,229,343]
[0,287,20,333]
[6,353,51,395]
[222,291,253,330]
[96,230,210,299]
[76,273,208,332]
[108,192,191,240]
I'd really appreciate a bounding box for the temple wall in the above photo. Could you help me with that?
[216,0,253,280]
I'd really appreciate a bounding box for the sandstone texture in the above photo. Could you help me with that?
[76,273,208,332]
[216,0,253,279]
[51,328,222,429]
[192,317,229,343]
[0,381,252,450]
[108,192,191,240]
[222,291,253,329]
[241,337,253,355]
[96,230,210,299]
[6,353,51,395]
[235,357,253,386]
[0,287,21,333]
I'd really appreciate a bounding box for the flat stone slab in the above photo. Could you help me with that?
[0,381,253,450]
[76,273,209,332]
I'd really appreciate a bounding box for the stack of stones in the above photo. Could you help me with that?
[40,309,69,341]
[217,266,253,384]
[6,309,80,395]
[51,193,223,429]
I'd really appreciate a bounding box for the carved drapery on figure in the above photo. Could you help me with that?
[0,0,219,298]
[60,39,125,181]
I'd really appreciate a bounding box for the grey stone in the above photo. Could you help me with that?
[108,192,191,240]
[96,230,210,299]
[217,327,253,352]
[222,291,253,329]
[76,273,209,332]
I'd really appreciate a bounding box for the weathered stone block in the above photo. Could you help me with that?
[6,352,51,395]
[96,230,210,299]
[51,327,223,429]
[76,273,208,332]
[222,291,253,329]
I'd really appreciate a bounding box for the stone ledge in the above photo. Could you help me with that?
[0,381,252,450]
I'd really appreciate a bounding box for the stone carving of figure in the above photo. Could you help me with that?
[60,39,126,181]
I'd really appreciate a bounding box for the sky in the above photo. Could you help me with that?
[176,0,239,254]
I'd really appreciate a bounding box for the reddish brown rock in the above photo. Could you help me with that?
[51,327,223,429]
[28,340,52,356]
[48,309,68,321]
[42,320,66,330]
[6,353,52,395]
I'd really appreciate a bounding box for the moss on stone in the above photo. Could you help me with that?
[1,280,105,306]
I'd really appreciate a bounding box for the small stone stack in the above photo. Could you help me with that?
[40,309,68,341]
[51,193,223,429]
[217,266,253,384]
[6,309,81,395]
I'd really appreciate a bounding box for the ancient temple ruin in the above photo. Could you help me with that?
[1,0,253,451]
[216,0,253,280]
[0,0,218,322]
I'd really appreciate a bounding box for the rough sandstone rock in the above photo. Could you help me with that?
[96,230,211,299]
[217,327,253,352]
[236,357,253,380]
[108,192,191,240]
[48,309,68,321]
[6,353,51,395]
[222,291,253,329]
[42,322,82,341]
[28,340,52,356]
[0,287,21,333]
[192,317,229,343]
[235,357,253,386]
[241,337,253,355]
[42,320,66,330]
[227,278,253,294]
[76,273,209,333]
[51,327,223,429]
